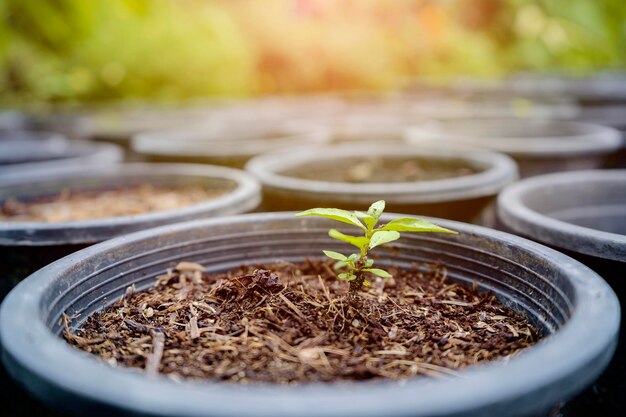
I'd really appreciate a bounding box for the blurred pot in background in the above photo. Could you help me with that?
[406,117,622,177]
[408,93,579,120]
[0,163,260,299]
[0,130,123,176]
[497,169,626,415]
[246,143,517,223]
[133,123,330,168]
[0,111,30,131]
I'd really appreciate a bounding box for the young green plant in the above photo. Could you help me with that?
[295,200,457,297]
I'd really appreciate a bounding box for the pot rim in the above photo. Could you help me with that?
[497,169,626,262]
[408,96,580,119]
[245,144,518,204]
[132,123,331,158]
[0,135,124,175]
[0,163,260,246]
[0,212,619,417]
[405,117,623,157]
[0,130,69,164]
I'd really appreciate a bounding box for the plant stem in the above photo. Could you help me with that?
[348,258,366,296]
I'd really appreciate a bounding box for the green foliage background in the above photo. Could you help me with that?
[0,0,624,104]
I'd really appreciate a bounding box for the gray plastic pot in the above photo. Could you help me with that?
[0,111,30,131]
[85,106,213,146]
[245,144,518,223]
[0,163,260,298]
[31,112,93,140]
[578,104,626,168]
[507,72,626,105]
[497,169,626,266]
[0,131,123,176]
[497,169,626,414]
[406,117,623,177]
[408,94,579,120]
[284,110,420,143]
[0,212,619,417]
[212,95,344,122]
[454,73,626,105]
[133,123,330,168]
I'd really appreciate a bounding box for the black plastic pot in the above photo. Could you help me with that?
[0,212,619,417]
[406,117,623,177]
[133,124,330,168]
[0,163,260,298]
[497,169,626,416]
[0,131,124,176]
[245,144,517,223]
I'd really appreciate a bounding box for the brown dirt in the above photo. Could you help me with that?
[0,184,225,222]
[282,157,479,183]
[65,259,538,384]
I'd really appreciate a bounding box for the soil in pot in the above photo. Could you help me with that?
[496,170,626,417]
[0,184,223,302]
[246,145,516,223]
[0,160,261,303]
[0,184,225,223]
[282,156,478,183]
[65,259,539,383]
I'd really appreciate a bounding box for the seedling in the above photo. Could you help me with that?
[295,200,457,297]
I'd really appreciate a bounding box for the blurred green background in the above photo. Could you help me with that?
[1,0,625,105]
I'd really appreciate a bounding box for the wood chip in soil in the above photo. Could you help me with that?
[65,259,539,384]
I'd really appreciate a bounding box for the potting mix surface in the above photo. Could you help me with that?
[283,157,479,183]
[0,184,224,222]
[66,259,538,384]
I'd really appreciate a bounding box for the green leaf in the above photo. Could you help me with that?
[363,280,371,287]
[367,200,385,221]
[354,211,377,230]
[339,273,356,281]
[348,253,360,262]
[333,260,347,270]
[380,217,457,234]
[368,230,400,249]
[295,208,365,230]
[365,259,374,267]
[364,268,392,278]
[322,250,347,261]
[329,229,369,251]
